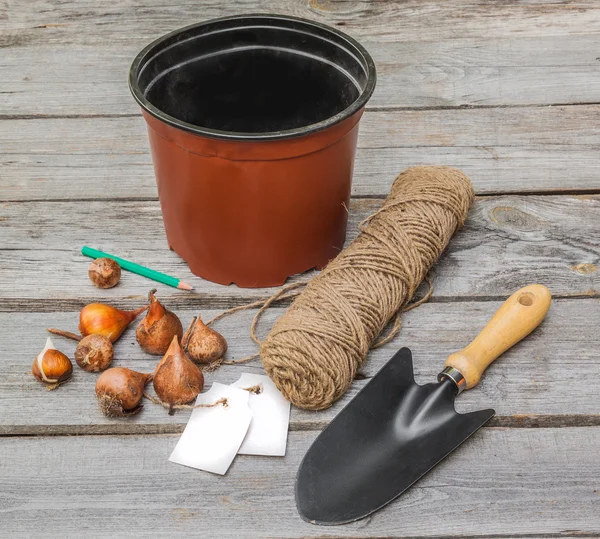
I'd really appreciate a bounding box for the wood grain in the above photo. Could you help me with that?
[3,0,600,43]
[1,2,599,537]
[1,427,599,537]
[3,40,600,116]
[2,106,600,201]
[2,2,600,115]
[3,297,598,435]
[445,284,552,389]
[0,195,597,306]
[3,105,600,152]
[4,145,600,202]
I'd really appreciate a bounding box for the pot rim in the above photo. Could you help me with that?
[129,14,377,142]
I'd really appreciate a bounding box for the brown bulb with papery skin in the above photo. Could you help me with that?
[95,367,152,417]
[45,328,113,372]
[183,316,227,364]
[32,337,73,389]
[136,289,183,355]
[153,335,204,414]
[79,302,147,343]
[75,334,114,372]
[88,258,121,289]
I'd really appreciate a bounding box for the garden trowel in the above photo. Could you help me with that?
[296,284,551,525]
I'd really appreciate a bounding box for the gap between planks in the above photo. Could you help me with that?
[0,292,597,314]
[271,532,600,539]
[2,100,600,122]
[4,189,600,204]
[2,415,600,438]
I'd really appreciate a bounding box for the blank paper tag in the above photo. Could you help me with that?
[169,383,252,475]
[231,373,291,456]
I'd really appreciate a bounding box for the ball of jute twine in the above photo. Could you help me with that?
[205,166,474,410]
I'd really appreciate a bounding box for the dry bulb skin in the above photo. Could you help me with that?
[95,367,152,417]
[242,384,262,394]
[153,335,204,415]
[47,328,114,372]
[136,289,183,355]
[183,315,228,365]
[79,302,148,342]
[88,257,121,288]
[75,334,114,372]
[32,337,73,390]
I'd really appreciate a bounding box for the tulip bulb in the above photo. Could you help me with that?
[46,328,114,372]
[153,335,204,414]
[88,257,121,288]
[75,334,114,372]
[95,367,151,417]
[79,302,147,343]
[136,289,183,355]
[32,337,73,389]
[183,316,227,364]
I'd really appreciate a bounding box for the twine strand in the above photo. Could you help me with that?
[203,282,306,366]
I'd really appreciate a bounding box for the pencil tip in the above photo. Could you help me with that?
[178,281,194,291]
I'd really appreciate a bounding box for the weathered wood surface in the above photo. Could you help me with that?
[4,0,600,41]
[4,45,600,115]
[2,428,600,538]
[2,0,600,536]
[5,143,600,201]
[3,1,600,115]
[0,195,597,307]
[2,106,600,201]
[3,298,599,435]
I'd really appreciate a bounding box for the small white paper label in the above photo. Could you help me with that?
[231,373,291,457]
[169,382,252,475]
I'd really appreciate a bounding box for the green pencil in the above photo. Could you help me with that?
[81,246,193,290]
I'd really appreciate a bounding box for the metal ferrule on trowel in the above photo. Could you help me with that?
[296,284,552,525]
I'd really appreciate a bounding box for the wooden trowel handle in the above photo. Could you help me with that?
[443,284,552,391]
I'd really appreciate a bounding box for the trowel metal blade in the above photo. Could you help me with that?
[295,348,495,525]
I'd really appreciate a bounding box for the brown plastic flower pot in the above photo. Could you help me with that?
[129,14,376,287]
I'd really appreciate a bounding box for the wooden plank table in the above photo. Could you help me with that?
[1,1,599,537]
